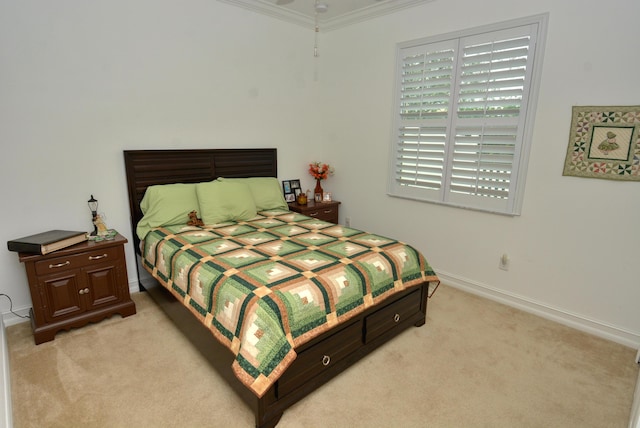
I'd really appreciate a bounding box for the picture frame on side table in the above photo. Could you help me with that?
[282,179,301,202]
[323,192,332,202]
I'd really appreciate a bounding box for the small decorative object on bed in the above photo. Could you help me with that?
[563,105,640,181]
[124,149,439,428]
[187,210,204,226]
[308,161,333,201]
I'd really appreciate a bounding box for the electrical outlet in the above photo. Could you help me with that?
[345,217,351,227]
[499,253,509,270]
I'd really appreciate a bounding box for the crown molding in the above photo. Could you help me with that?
[322,0,435,31]
[217,0,313,29]
[216,0,434,32]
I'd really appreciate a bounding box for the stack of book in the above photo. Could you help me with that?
[7,230,88,255]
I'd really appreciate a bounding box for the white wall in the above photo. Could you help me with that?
[0,0,325,323]
[0,0,638,351]
[319,0,640,346]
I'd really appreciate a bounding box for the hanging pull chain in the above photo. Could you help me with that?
[314,23,319,57]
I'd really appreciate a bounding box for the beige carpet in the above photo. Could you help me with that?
[7,285,639,428]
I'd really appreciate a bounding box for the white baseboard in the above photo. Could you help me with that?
[1,310,30,329]
[437,270,640,349]
[0,318,13,428]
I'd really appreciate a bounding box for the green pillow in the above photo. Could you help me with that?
[196,179,257,225]
[136,183,199,240]
[244,177,289,211]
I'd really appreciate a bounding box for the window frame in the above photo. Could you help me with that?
[387,14,548,215]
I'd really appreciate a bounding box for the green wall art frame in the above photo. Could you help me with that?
[563,105,640,181]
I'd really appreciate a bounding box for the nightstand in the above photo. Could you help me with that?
[18,233,136,344]
[288,200,341,224]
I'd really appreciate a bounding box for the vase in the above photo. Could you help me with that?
[314,179,323,201]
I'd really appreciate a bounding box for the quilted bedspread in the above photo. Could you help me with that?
[141,209,439,397]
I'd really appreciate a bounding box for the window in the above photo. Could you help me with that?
[388,14,548,215]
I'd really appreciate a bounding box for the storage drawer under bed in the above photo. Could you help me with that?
[277,320,362,398]
[364,288,422,343]
[276,286,424,399]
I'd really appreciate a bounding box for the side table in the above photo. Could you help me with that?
[17,233,136,344]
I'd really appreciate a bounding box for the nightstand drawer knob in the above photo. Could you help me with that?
[89,253,108,260]
[78,288,90,295]
[394,313,400,323]
[322,355,331,366]
[49,261,70,269]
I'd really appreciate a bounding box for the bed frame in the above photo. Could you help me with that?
[123,148,430,427]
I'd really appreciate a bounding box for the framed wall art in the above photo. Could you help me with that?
[563,105,640,181]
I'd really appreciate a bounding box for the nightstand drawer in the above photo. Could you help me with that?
[288,200,341,224]
[35,247,120,276]
[305,206,338,223]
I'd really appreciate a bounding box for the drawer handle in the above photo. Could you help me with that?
[323,209,332,214]
[78,288,90,295]
[49,261,70,269]
[394,313,400,323]
[309,212,318,217]
[322,355,331,366]
[89,253,108,260]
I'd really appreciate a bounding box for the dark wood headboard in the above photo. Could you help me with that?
[123,148,278,251]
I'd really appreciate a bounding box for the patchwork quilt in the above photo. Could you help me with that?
[141,209,439,397]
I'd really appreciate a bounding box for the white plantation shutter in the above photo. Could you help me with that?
[449,125,517,199]
[389,15,547,215]
[396,126,447,190]
[395,40,455,196]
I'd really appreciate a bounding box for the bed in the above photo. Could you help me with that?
[124,148,439,427]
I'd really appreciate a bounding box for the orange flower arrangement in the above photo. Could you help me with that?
[308,162,334,181]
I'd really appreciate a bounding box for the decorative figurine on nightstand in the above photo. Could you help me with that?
[297,191,308,205]
[88,195,116,240]
[94,214,109,236]
[88,195,99,236]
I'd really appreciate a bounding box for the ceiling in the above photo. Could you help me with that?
[218,0,433,31]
